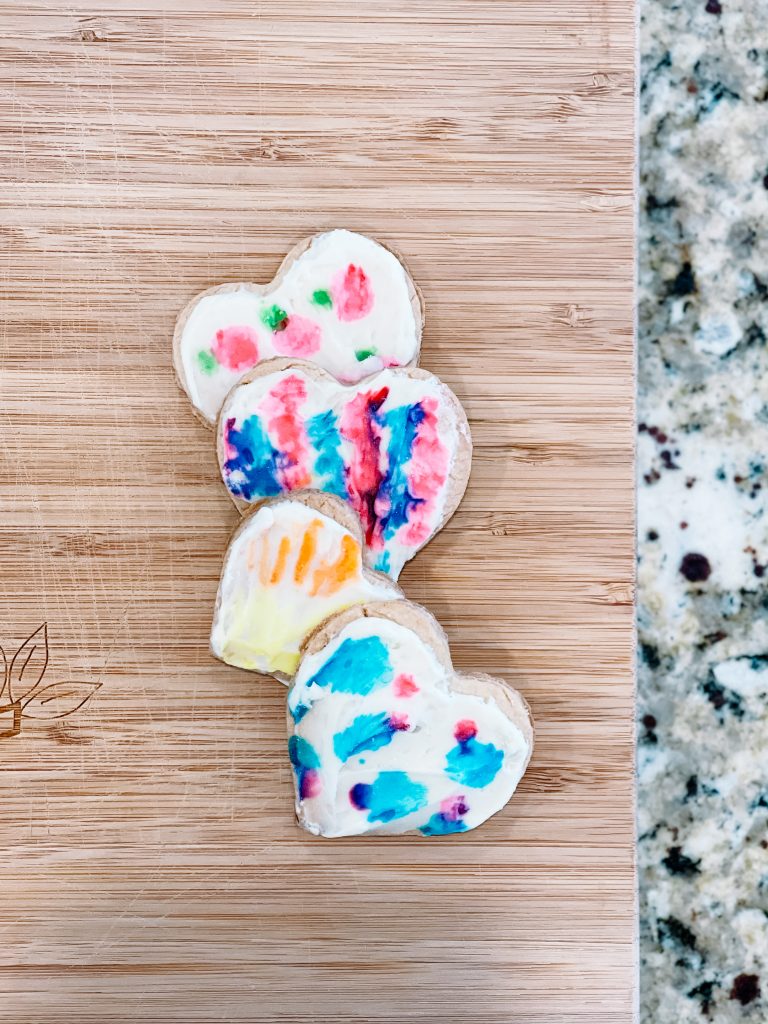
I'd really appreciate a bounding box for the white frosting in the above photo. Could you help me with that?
[211,500,399,680]
[287,616,530,837]
[178,230,420,424]
[219,365,466,580]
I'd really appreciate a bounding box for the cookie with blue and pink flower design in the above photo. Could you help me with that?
[174,229,423,426]
[287,602,534,838]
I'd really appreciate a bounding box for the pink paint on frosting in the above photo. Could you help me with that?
[388,712,410,731]
[260,375,312,491]
[331,264,374,322]
[402,396,450,546]
[393,673,419,698]
[300,769,322,799]
[440,795,469,821]
[272,314,322,357]
[455,720,477,743]
[223,416,239,460]
[340,387,388,546]
[211,325,260,371]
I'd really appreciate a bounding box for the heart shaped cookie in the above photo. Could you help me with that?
[211,493,401,681]
[174,229,423,426]
[216,358,472,579]
[287,602,533,838]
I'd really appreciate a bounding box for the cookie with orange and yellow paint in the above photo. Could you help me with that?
[210,491,402,682]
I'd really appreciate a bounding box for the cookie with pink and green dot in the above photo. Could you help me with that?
[173,229,423,427]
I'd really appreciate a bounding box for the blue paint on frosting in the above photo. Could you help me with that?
[288,734,321,798]
[377,403,425,542]
[333,712,401,762]
[445,736,504,788]
[290,701,310,724]
[306,410,348,499]
[223,415,281,500]
[373,550,391,574]
[349,771,428,824]
[288,735,320,771]
[307,636,393,695]
[420,813,469,837]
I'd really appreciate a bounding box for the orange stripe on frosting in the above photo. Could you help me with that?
[294,519,322,585]
[259,534,273,586]
[270,535,292,585]
[310,534,360,597]
[246,536,260,573]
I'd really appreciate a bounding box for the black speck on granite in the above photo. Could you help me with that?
[730,973,761,1005]
[639,0,768,1020]
[662,846,702,877]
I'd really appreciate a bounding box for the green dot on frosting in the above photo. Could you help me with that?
[261,304,289,332]
[197,349,218,375]
[355,347,378,362]
[311,289,333,309]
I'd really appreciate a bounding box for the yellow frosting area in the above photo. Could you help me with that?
[221,590,361,676]
[212,502,399,678]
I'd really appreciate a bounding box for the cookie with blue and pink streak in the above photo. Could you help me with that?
[215,358,472,580]
[287,602,534,838]
[173,230,423,426]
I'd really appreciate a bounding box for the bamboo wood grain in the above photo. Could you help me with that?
[0,2,636,1021]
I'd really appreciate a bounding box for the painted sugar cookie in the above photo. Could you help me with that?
[287,602,533,838]
[211,492,401,681]
[174,229,423,426]
[216,358,472,580]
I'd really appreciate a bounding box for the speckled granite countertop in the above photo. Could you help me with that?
[639,0,768,1020]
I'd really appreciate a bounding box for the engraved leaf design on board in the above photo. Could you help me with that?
[0,624,102,739]
[22,681,102,719]
[0,644,7,702]
[8,623,49,703]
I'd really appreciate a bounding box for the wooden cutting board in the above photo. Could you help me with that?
[0,3,636,1021]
